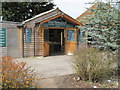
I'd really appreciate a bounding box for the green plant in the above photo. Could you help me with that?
[78,2,119,52]
[1,56,40,88]
[72,47,117,82]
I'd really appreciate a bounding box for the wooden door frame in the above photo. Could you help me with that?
[42,27,49,56]
[42,27,66,56]
[42,27,77,56]
[65,28,77,55]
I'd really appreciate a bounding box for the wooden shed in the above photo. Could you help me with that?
[18,8,82,57]
[0,21,20,58]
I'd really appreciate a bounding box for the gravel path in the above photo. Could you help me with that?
[15,55,75,78]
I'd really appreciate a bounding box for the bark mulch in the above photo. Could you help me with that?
[39,74,118,88]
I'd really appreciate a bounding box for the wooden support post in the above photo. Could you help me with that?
[61,32,63,46]
[18,27,23,58]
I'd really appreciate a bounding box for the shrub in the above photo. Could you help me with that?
[1,56,40,88]
[72,47,117,82]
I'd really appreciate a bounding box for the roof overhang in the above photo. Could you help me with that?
[20,7,82,27]
[35,9,82,26]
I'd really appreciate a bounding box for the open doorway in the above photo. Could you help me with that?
[49,29,65,56]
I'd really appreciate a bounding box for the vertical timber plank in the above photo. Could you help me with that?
[18,27,23,58]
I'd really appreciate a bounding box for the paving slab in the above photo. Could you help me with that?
[39,78,57,88]
[15,55,75,78]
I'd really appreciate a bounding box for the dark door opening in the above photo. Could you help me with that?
[49,29,65,56]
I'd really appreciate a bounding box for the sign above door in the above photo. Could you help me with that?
[41,17,75,28]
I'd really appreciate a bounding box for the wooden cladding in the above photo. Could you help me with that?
[43,42,49,56]
[23,27,43,57]
[65,28,77,54]
[19,26,78,57]
[17,8,83,57]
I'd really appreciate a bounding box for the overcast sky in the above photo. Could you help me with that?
[53,0,119,19]
[53,0,96,19]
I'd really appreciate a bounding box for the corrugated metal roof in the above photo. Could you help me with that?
[22,8,57,25]
[36,10,62,24]
[0,21,21,24]
[20,7,81,26]
[1,8,81,27]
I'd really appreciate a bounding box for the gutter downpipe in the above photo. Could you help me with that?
[22,27,24,57]
[34,25,36,57]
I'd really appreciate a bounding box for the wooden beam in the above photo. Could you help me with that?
[39,14,82,26]
[62,15,82,26]
[40,14,62,24]
[18,27,23,58]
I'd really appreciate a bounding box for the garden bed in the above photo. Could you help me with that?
[49,74,118,88]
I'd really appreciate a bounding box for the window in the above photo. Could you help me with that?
[67,30,75,41]
[25,29,32,43]
[44,29,49,41]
